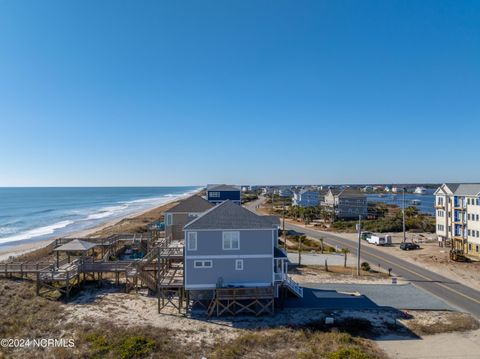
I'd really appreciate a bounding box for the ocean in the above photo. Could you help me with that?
[0,187,200,248]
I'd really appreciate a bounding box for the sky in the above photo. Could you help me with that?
[0,0,479,186]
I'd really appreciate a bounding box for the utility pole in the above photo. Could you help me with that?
[356,215,361,276]
[298,236,302,267]
[402,187,406,243]
[282,199,287,250]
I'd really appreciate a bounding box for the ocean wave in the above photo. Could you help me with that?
[85,204,129,220]
[0,226,18,235]
[0,220,74,244]
[0,188,202,246]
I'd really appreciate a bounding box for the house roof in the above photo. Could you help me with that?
[54,239,97,252]
[165,195,213,213]
[434,183,480,196]
[207,184,241,192]
[337,188,365,198]
[184,200,279,230]
[441,183,480,196]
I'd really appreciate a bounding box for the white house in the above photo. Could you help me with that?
[435,183,480,259]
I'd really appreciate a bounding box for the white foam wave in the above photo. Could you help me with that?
[0,227,18,235]
[85,204,129,220]
[0,220,74,244]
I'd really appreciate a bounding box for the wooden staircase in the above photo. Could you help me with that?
[125,247,158,292]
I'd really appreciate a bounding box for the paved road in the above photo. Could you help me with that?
[246,199,480,318]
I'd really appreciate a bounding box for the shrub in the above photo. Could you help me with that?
[328,246,336,253]
[361,262,371,271]
[86,332,111,357]
[116,335,156,359]
[327,347,370,359]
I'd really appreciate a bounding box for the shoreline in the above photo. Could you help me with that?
[0,190,201,262]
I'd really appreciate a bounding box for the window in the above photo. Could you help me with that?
[165,213,173,226]
[209,191,220,198]
[235,259,244,271]
[477,245,479,252]
[477,231,479,237]
[222,231,240,250]
[187,232,197,250]
[194,260,212,268]
[468,229,471,236]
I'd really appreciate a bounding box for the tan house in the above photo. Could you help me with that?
[165,196,214,241]
[435,183,480,258]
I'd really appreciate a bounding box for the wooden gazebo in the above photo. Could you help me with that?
[53,239,97,267]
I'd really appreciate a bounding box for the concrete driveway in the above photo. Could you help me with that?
[288,252,356,267]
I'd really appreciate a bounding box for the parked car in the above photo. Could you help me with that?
[400,242,420,251]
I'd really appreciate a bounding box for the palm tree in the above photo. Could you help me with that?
[341,248,350,268]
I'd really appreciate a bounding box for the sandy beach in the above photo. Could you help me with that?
[0,190,200,262]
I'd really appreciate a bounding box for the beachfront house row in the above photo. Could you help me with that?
[206,184,241,205]
[435,183,480,259]
[292,189,320,207]
[164,196,214,241]
[183,200,302,297]
[324,188,368,220]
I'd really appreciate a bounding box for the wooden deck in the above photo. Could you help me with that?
[207,286,275,317]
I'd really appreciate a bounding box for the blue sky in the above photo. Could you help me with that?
[0,1,479,186]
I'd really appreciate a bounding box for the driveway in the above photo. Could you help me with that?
[285,283,454,311]
[288,252,357,267]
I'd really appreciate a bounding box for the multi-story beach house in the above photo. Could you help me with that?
[292,189,320,207]
[164,196,214,241]
[324,188,368,220]
[435,183,480,259]
[183,200,302,297]
[206,184,241,205]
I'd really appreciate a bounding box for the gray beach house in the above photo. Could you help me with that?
[183,200,302,297]
[164,196,214,241]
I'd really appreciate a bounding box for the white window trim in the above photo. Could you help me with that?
[187,232,197,251]
[235,259,244,271]
[166,213,173,226]
[194,260,212,268]
[222,231,240,250]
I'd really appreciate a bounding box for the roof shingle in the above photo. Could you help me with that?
[184,200,279,230]
[166,196,214,213]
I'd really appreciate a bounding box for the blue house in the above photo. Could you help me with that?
[206,184,241,205]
